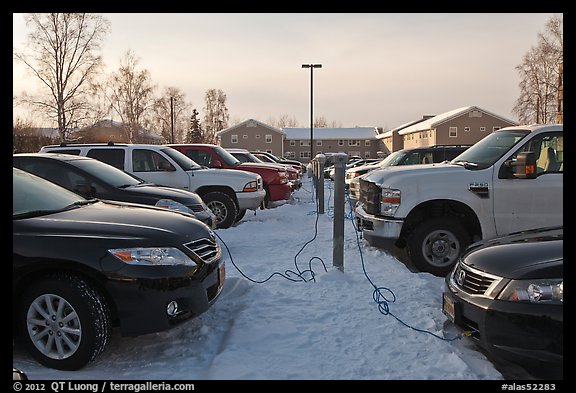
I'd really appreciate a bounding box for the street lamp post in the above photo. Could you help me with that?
[302,64,322,162]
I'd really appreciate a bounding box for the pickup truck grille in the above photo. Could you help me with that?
[359,178,381,215]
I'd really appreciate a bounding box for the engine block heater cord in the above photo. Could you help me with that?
[344,193,475,341]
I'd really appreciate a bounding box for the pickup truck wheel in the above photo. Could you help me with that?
[18,273,111,371]
[204,192,238,229]
[406,218,470,276]
[235,209,247,223]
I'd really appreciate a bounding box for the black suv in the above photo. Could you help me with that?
[443,226,563,380]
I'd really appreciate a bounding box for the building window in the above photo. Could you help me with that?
[480,127,486,132]
[338,140,344,146]
[290,140,295,146]
[449,127,457,138]
[348,139,360,146]
[365,140,371,146]
[300,140,310,146]
[316,140,322,146]
[265,134,272,143]
[231,134,238,143]
[286,152,295,159]
[266,150,273,154]
[255,134,261,139]
[464,127,471,132]
[349,151,361,158]
[243,134,248,139]
[300,151,311,159]
[493,126,501,132]
[364,151,371,158]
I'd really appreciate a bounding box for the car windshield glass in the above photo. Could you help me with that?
[214,146,241,166]
[451,129,530,167]
[161,147,202,170]
[245,152,263,163]
[13,167,87,217]
[74,159,144,187]
[378,150,406,167]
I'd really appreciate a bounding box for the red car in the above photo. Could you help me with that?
[227,148,302,190]
[167,144,292,207]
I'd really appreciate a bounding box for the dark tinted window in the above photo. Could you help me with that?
[185,149,213,167]
[87,149,125,169]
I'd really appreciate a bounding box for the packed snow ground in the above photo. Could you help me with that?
[13,177,508,381]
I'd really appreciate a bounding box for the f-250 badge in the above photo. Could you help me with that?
[468,182,489,198]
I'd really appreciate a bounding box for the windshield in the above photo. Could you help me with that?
[377,150,406,167]
[161,147,202,171]
[13,167,87,217]
[74,159,144,187]
[214,146,242,166]
[451,129,530,167]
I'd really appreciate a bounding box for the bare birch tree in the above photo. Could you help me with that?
[105,50,156,142]
[203,89,229,144]
[151,87,189,143]
[13,13,110,142]
[513,14,563,124]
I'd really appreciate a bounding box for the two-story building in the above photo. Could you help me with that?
[218,119,386,163]
[377,106,518,152]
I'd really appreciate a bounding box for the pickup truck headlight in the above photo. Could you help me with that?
[243,181,259,192]
[279,171,289,184]
[498,279,563,305]
[109,247,197,266]
[380,188,401,216]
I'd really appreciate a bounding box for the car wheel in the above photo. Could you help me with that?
[18,273,111,371]
[235,209,247,223]
[406,217,470,276]
[203,191,238,229]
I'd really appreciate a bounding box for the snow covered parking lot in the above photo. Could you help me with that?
[14,177,516,381]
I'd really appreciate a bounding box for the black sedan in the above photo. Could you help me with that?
[13,167,225,371]
[442,226,563,380]
[13,153,216,229]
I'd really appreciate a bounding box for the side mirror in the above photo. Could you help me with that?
[512,151,537,179]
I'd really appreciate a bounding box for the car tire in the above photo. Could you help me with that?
[203,191,238,229]
[235,209,247,223]
[18,273,111,371]
[406,217,470,277]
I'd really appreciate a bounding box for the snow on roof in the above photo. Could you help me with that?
[282,127,378,140]
[398,106,518,135]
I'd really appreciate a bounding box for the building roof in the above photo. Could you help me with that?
[218,118,285,135]
[397,106,519,135]
[378,115,435,139]
[282,127,379,140]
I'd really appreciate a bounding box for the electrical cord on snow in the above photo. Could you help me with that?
[342,188,476,342]
[213,176,327,284]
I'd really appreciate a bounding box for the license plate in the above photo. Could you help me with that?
[442,292,455,323]
[218,262,225,290]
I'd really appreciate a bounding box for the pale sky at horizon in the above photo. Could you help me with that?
[13,13,559,129]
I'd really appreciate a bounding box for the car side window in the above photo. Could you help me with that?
[87,149,125,170]
[185,150,213,167]
[510,132,563,175]
[132,149,173,172]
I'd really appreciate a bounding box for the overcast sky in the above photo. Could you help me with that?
[12,13,559,129]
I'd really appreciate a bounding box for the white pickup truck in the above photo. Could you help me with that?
[40,143,266,229]
[354,124,563,276]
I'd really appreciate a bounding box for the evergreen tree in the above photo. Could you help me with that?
[187,109,204,143]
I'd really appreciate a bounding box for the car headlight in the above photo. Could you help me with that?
[155,199,194,215]
[109,247,197,266]
[242,181,259,192]
[498,279,563,304]
[380,188,401,216]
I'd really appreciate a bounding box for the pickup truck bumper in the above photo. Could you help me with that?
[236,189,267,211]
[354,204,403,249]
[268,183,293,201]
